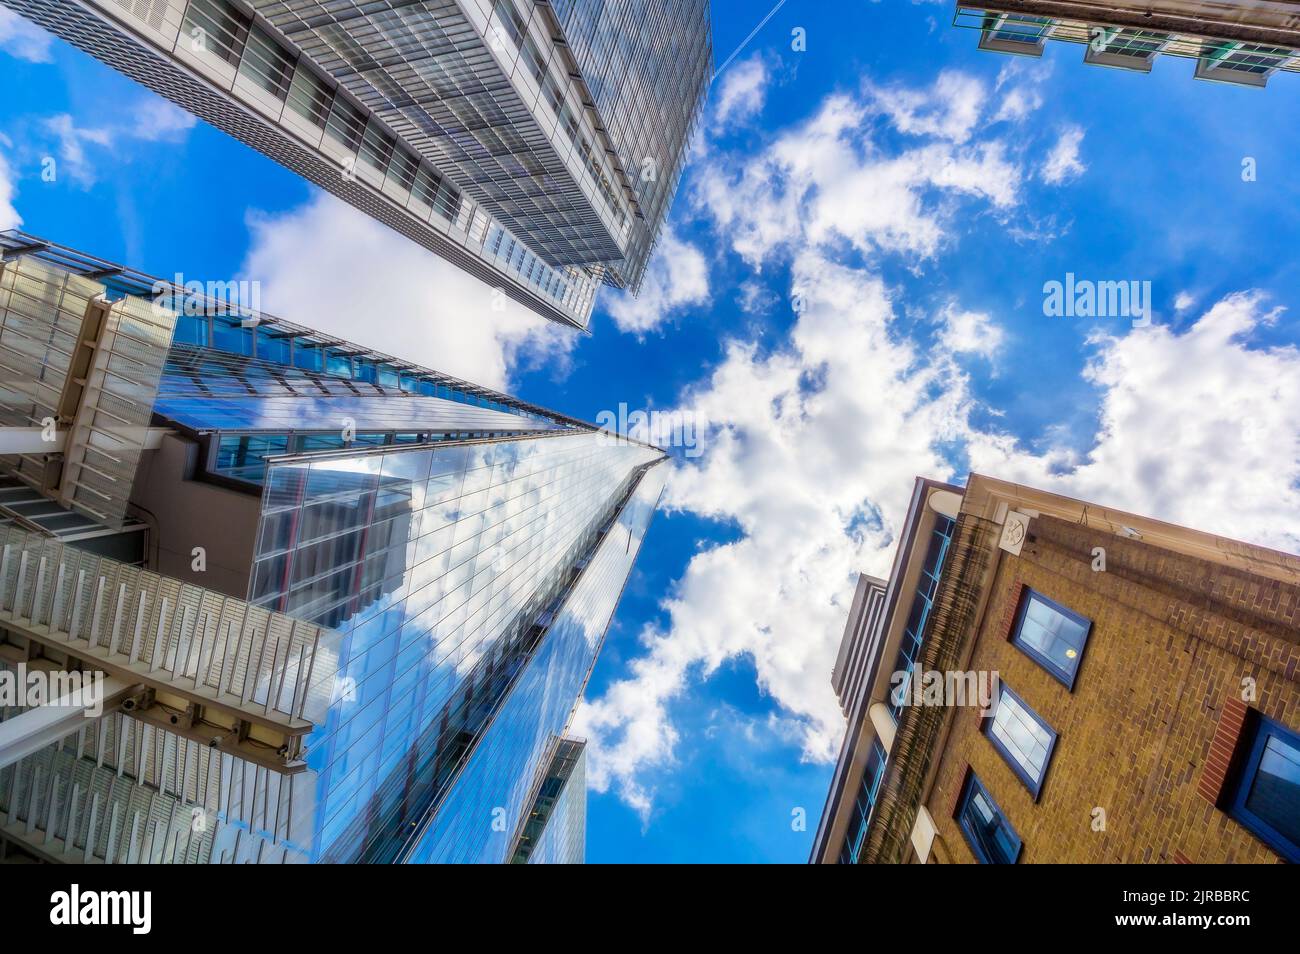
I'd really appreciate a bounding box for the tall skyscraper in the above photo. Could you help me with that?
[0,0,712,328]
[812,474,1300,864]
[957,2,1300,87]
[0,230,665,863]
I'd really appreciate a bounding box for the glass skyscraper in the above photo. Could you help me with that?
[0,0,712,329]
[0,231,665,863]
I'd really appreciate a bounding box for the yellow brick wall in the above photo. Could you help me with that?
[929,515,1299,864]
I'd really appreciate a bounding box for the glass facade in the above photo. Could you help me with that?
[406,467,661,863]
[0,235,667,864]
[548,0,712,289]
[510,738,587,864]
[246,433,661,861]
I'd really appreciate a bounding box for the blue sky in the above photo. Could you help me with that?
[2,1,1299,863]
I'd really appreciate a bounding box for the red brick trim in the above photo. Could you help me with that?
[1197,697,1250,807]
[1173,850,1193,864]
[948,764,973,819]
[999,581,1027,641]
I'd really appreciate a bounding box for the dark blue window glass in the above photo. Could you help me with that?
[838,737,887,864]
[888,516,955,720]
[985,683,1058,798]
[172,313,209,346]
[212,317,253,356]
[260,334,292,367]
[957,772,1021,863]
[294,344,324,372]
[1228,714,1300,862]
[325,349,353,378]
[1011,589,1092,689]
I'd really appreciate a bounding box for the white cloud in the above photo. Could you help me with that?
[579,77,1300,821]
[992,85,1043,123]
[603,227,709,335]
[967,293,1300,547]
[0,9,53,63]
[40,97,197,187]
[0,140,21,230]
[694,87,1022,267]
[1041,125,1086,184]
[714,55,769,129]
[242,193,576,391]
[869,70,988,144]
[939,304,1005,359]
[44,114,113,188]
[130,98,197,142]
[1174,290,1197,312]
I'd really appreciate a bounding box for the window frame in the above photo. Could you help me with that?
[955,770,1023,864]
[1010,588,1093,690]
[1227,713,1300,863]
[983,682,1059,800]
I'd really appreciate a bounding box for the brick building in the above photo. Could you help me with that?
[811,474,1300,864]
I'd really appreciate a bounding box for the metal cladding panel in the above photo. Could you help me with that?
[0,257,96,488]
[60,294,177,529]
[0,0,600,329]
[0,524,344,863]
[250,0,628,269]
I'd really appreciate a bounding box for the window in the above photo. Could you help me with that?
[1011,589,1091,689]
[838,738,887,864]
[325,97,367,152]
[238,27,294,99]
[1227,714,1300,862]
[985,683,1057,798]
[182,0,249,66]
[978,14,1050,56]
[287,65,333,128]
[956,772,1022,864]
[358,123,395,175]
[888,515,955,720]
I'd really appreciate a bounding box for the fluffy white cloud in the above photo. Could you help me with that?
[1041,125,1086,184]
[714,54,769,129]
[42,97,196,187]
[869,70,987,143]
[967,293,1300,550]
[694,88,1021,267]
[0,9,53,63]
[577,249,980,812]
[940,304,1005,359]
[44,114,113,187]
[578,74,1300,820]
[603,227,709,335]
[0,138,21,231]
[129,98,197,143]
[241,193,575,391]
